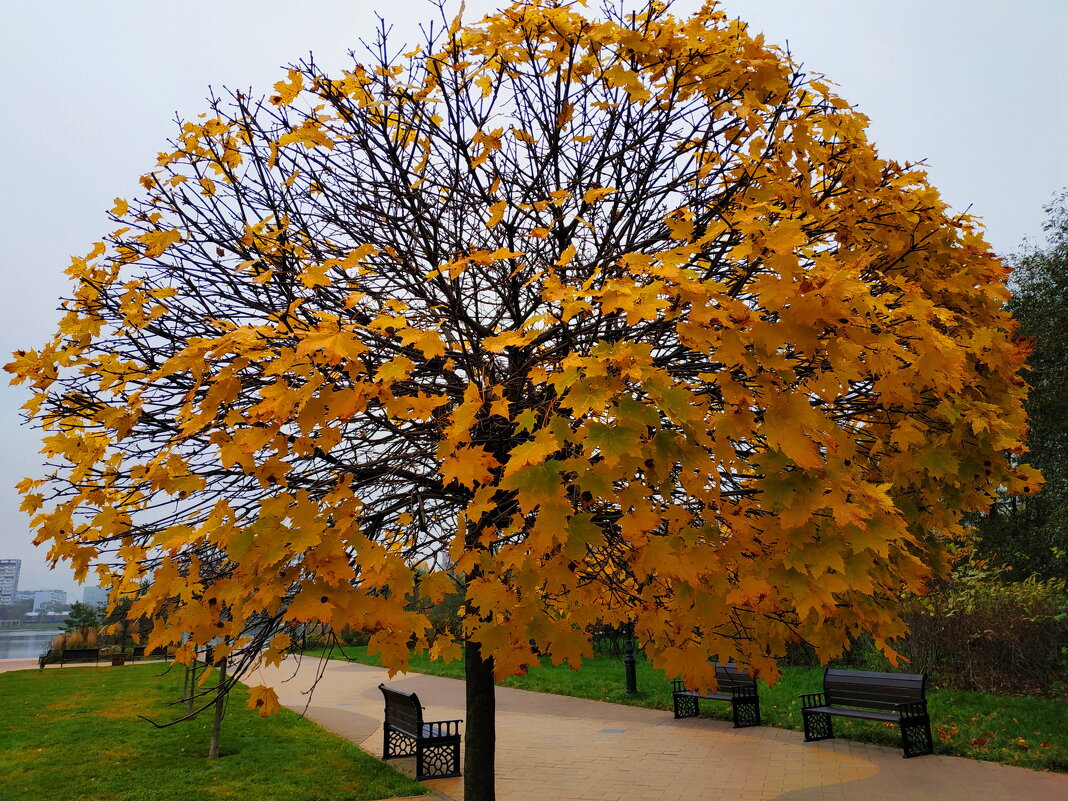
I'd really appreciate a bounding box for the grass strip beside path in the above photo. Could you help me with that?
[315,646,1068,773]
[0,663,427,801]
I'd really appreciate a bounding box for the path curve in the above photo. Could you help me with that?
[251,658,1068,801]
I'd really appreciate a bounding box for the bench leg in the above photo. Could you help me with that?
[802,709,834,742]
[415,739,461,780]
[673,694,699,719]
[900,717,933,758]
[731,697,761,728]
[383,726,415,760]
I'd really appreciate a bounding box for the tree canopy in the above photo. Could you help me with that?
[62,600,102,634]
[972,193,1067,579]
[7,2,1038,792]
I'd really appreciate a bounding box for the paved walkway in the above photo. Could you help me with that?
[247,657,1068,801]
[5,656,1066,800]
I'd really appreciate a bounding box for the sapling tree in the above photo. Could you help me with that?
[9,2,1037,796]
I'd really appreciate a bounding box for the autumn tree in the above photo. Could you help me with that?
[8,2,1037,796]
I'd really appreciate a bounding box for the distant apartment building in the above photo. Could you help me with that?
[32,589,67,611]
[0,560,20,605]
[82,585,109,609]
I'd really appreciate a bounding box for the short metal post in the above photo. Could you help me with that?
[624,624,637,696]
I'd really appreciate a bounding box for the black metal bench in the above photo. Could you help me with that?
[379,684,462,780]
[672,662,761,727]
[59,648,101,666]
[800,668,933,758]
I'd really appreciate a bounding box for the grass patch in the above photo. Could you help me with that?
[317,645,1068,773]
[0,663,427,801]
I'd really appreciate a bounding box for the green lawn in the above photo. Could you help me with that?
[315,644,1068,773]
[0,664,427,801]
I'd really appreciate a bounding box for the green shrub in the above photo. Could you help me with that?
[336,628,367,647]
[898,568,1068,696]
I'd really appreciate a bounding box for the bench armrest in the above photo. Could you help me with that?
[729,683,758,698]
[799,692,825,709]
[895,700,928,719]
[425,718,463,737]
[671,678,689,693]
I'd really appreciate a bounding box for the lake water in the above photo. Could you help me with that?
[0,628,61,660]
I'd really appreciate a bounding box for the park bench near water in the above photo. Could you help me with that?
[379,684,462,780]
[800,668,934,758]
[52,648,101,667]
[671,662,762,727]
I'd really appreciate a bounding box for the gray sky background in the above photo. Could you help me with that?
[1,0,1064,598]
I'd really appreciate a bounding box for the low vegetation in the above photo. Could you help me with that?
[899,569,1068,697]
[0,664,426,801]
[317,645,1068,773]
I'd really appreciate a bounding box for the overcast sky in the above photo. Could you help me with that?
[1,0,1064,597]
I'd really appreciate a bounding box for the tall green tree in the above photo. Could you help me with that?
[61,600,101,634]
[974,193,1067,579]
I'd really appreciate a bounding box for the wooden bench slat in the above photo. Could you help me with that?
[803,705,902,723]
[825,669,925,683]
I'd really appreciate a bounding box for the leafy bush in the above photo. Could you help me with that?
[898,568,1068,696]
[337,628,370,647]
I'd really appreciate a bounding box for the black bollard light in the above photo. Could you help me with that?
[623,624,637,696]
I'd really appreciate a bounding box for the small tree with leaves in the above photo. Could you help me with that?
[8,2,1037,796]
[62,600,101,635]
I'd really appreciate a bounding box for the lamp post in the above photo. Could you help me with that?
[624,622,637,696]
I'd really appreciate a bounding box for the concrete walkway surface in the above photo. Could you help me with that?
[248,658,1068,801]
[4,656,1066,801]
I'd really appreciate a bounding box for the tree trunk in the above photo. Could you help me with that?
[208,658,227,758]
[184,661,193,715]
[464,639,495,801]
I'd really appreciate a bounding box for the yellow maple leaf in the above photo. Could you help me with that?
[295,328,366,364]
[664,210,694,240]
[486,200,507,228]
[603,63,651,103]
[440,445,500,489]
[511,127,535,144]
[489,247,524,260]
[582,186,615,204]
[278,121,335,150]
[503,430,561,476]
[139,229,182,258]
[475,72,495,98]
[764,219,807,254]
[398,327,447,359]
[272,68,303,106]
[377,355,416,382]
[429,637,462,663]
[419,571,455,604]
[299,261,332,289]
[246,685,281,717]
[483,329,531,353]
